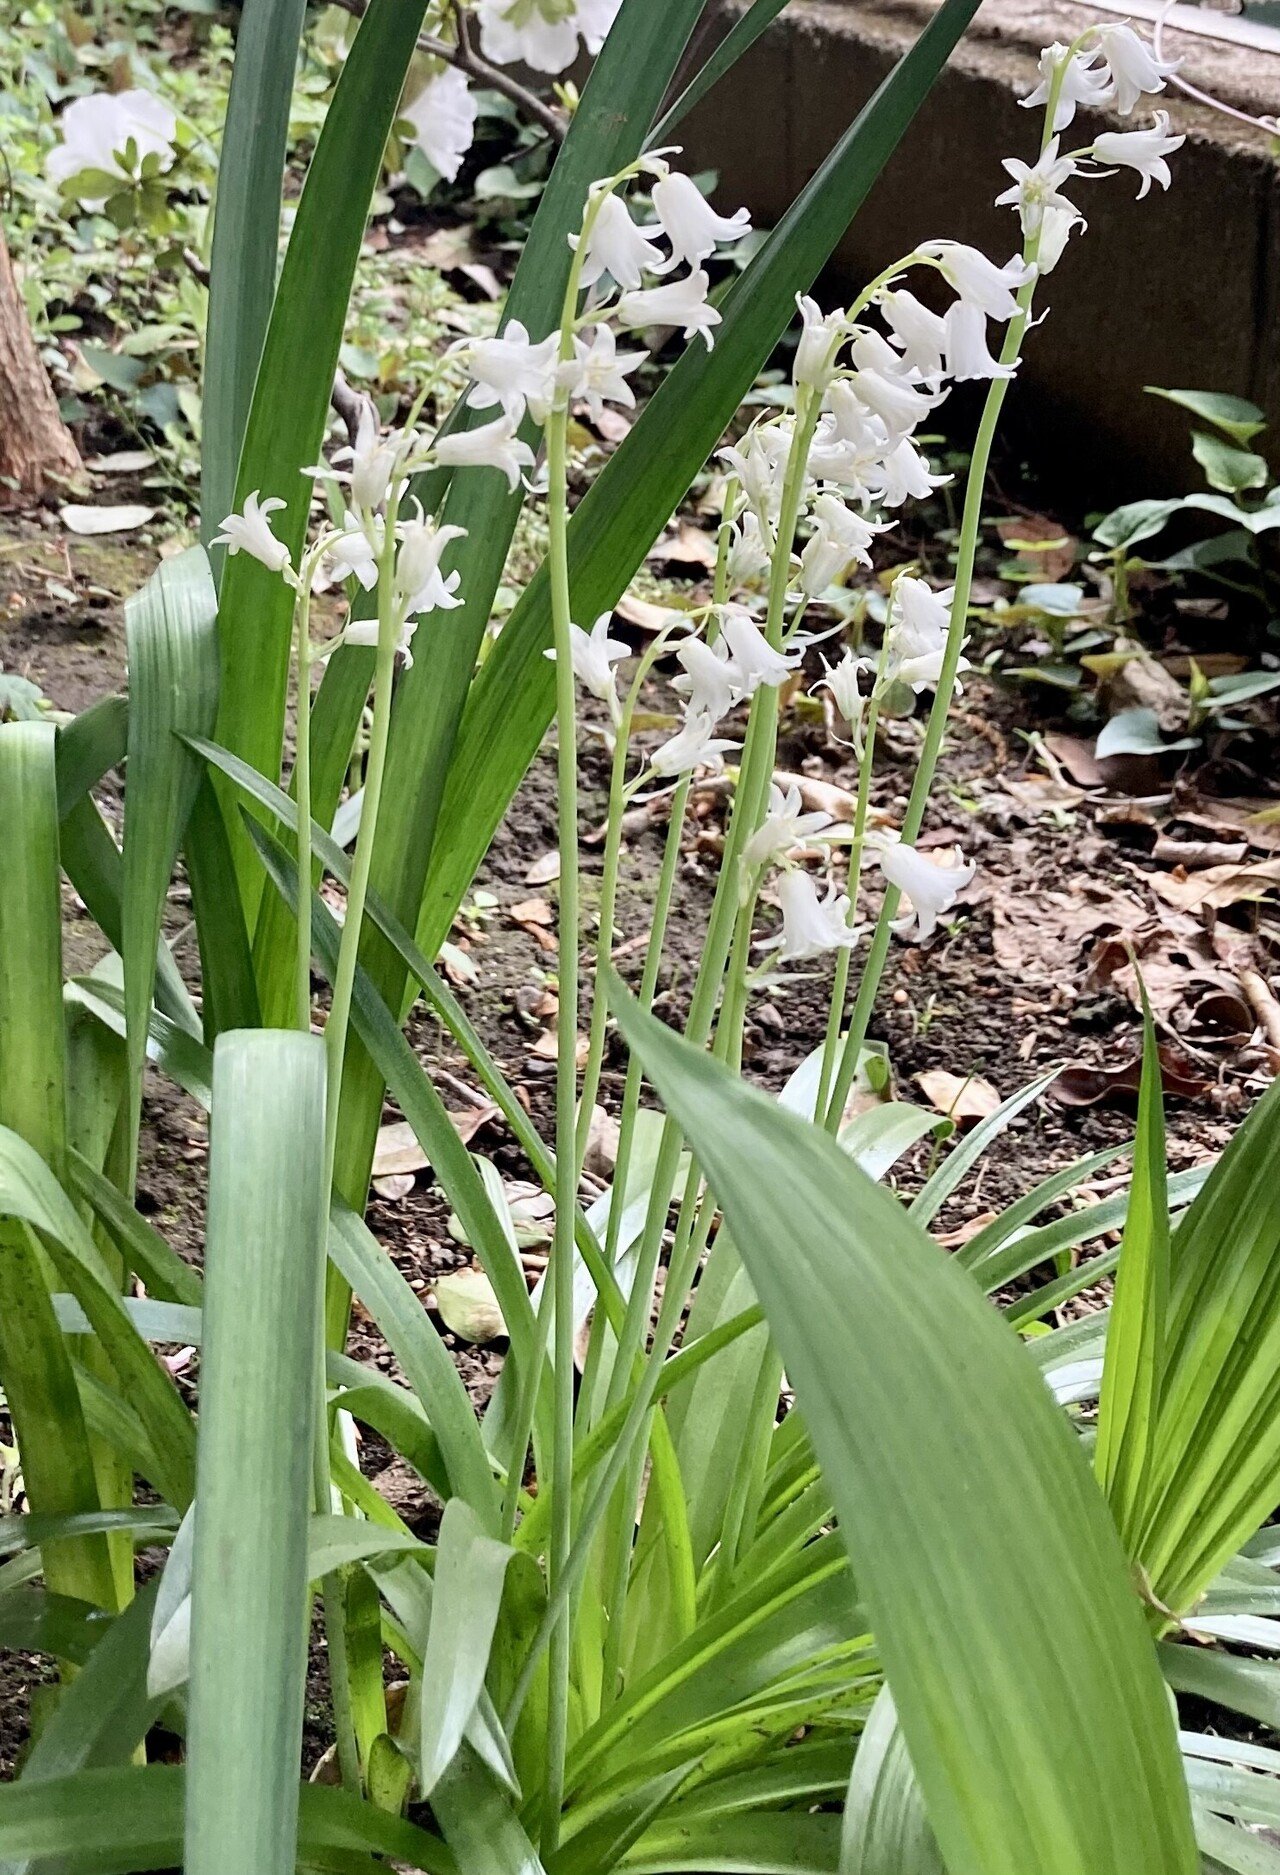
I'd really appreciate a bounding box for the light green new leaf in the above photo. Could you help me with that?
[0,1764,456,1873]
[0,724,116,1614]
[122,547,219,1135]
[1095,995,1169,1550]
[840,1688,944,1875]
[614,984,1197,1875]
[1133,1071,1280,1614]
[185,1030,328,1875]
[418,1499,518,1798]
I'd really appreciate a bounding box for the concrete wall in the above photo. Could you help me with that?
[678,0,1280,497]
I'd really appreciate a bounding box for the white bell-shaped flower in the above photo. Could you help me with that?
[475,0,621,73]
[559,324,647,421]
[573,191,665,290]
[876,841,976,941]
[324,511,381,591]
[394,507,468,616]
[718,605,802,692]
[995,140,1079,237]
[650,708,739,777]
[793,295,848,390]
[212,492,291,576]
[874,436,950,509]
[742,783,834,872]
[617,270,721,349]
[943,301,1016,383]
[923,241,1035,323]
[760,870,861,964]
[672,637,744,722]
[1092,112,1184,198]
[878,290,948,382]
[544,612,629,715]
[652,171,752,269]
[1020,42,1113,133]
[1092,23,1179,116]
[401,68,477,184]
[433,414,536,491]
[462,319,561,426]
[847,368,935,443]
[799,493,885,597]
[813,650,870,750]
[726,512,772,586]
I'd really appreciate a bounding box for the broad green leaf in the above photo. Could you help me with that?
[1092,498,1181,550]
[122,547,219,1147]
[67,1151,203,1308]
[1192,431,1270,495]
[328,1203,502,1530]
[201,0,309,541]
[0,1765,455,1873]
[1096,706,1198,760]
[211,0,431,907]
[185,1030,328,1875]
[623,1811,842,1872]
[1135,1073,1280,1613]
[418,1500,518,1798]
[0,1127,196,1511]
[840,1687,943,1875]
[433,1745,547,1875]
[0,725,117,1615]
[1146,385,1266,446]
[614,984,1198,1875]
[1095,995,1168,1550]
[53,694,127,818]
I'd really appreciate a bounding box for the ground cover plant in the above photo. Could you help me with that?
[3,2,1280,1872]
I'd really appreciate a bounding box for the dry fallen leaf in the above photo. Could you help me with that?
[85,449,155,474]
[1042,733,1106,789]
[614,594,681,635]
[509,896,554,927]
[524,850,560,886]
[646,521,719,573]
[532,1028,589,1068]
[1052,1045,1209,1108]
[432,1267,506,1344]
[372,1171,417,1202]
[372,1120,429,1179]
[582,1104,620,1180]
[372,1104,498,1179]
[62,503,156,535]
[1150,859,1280,913]
[915,1069,1001,1127]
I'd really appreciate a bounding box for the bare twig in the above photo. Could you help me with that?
[330,0,567,142]
[330,369,372,447]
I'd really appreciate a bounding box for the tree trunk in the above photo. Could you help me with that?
[0,226,81,501]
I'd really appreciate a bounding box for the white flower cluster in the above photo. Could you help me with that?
[213,399,537,664]
[401,0,624,183]
[47,89,177,208]
[459,159,749,447]
[999,24,1184,269]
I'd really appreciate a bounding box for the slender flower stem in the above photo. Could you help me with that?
[814,693,880,1130]
[821,87,1061,1133]
[323,505,403,1192]
[293,573,316,1037]
[574,634,677,1181]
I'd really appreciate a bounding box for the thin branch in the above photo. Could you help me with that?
[330,0,566,142]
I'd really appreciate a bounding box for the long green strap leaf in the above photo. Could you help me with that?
[613,983,1198,1875]
[0,1765,456,1873]
[1095,996,1169,1553]
[185,1030,328,1875]
[122,547,219,1146]
[415,0,983,960]
[0,725,116,1615]
[201,0,309,543]
[211,0,429,908]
